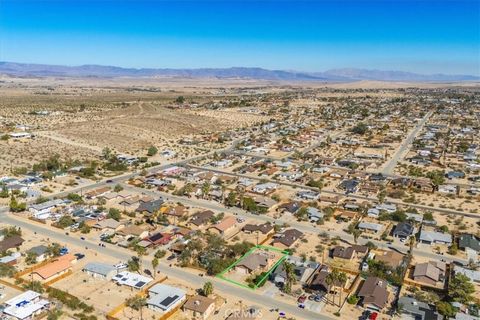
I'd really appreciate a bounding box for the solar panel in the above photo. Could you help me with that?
[160,295,179,307]
[135,281,146,288]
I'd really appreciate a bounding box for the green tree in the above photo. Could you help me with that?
[127,256,141,273]
[0,263,16,277]
[102,147,112,160]
[25,251,38,265]
[242,197,258,213]
[154,250,166,259]
[147,146,158,157]
[46,243,62,257]
[67,193,83,202]
[202,281,214,297]
[295,207,308,221]
[23,280,44,293]
[282,261,296,294]
[107,208,122,221]
[175,96,185,104]
[47,309,63,320]
[79,221,91,234]
[436,301,456,318]
[3,226,22,238]
[9,195,26,212]
[225,191,238,207]
[449,274,475,304]
[114,184,123,192]
[0,185,9,198]
[125,296,147,320]
[56,216,75,228]
[151,257,159,272]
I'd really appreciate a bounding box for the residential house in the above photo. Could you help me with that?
[93,218,125,234]
[413,261,446,287]
[296,190,320,201]
[438,184,458,194]
[26,245,49,262]
[397,296,441,320]
[331,246,356,261]
[116,225,150,240]
[357,277,389,311]
[276,201,301,214]
[272,229,303,249]
[453,265,480,284]
[338,179,360,193]
[189,210,215,227]
[147,284,186,313]
[139,233,173,248]
[32,254,76,282]
[182,295,216,320]
[235,253,270,275]
[3,290,50,320]
[458,234,480,252]
[0,252,21,265]
[358,222,384,234]
[308,265,340,294]
[373,250,405,269]
[136,199,164,216]
[252,182,278,195]
[29,199,65,217]
[0,235,24,252]
[242,223,274,236]
[83,262,118,280]
[307,207,324,222]
[392,222,414,240]
[84,187,110,199]
[419,230,452,246]
[412,179,435,193]
[272,257,318,286]
[112,271,153,290]
[207,216,237,235]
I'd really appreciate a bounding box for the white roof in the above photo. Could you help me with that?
[419,230,452,244]
[454,265,480,282]
[29,199,65,211]
[358,222,383,231]
[4,291,49,320]
[147,284,186,311]
[112,271,152,289]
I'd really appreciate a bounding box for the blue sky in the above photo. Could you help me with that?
[0,0,479,75]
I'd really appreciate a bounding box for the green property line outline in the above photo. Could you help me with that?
[216,244,289,290]
[252,253,288,289]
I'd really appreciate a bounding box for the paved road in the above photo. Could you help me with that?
[0,208,333,320]
[120,184,467,264]
[381,111,433,175]
[185,164,480,219]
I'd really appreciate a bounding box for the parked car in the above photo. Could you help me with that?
[297,295,307,303]
[114,262,128,269]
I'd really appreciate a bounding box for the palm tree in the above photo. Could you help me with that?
[283,261,296,294]
[409,235,416,254]
[326,269,347,306]
[201,182,210,199]
[336,271,348,306]
[352,230,361,244]
[126,296,147,320]
[151,257,159,274]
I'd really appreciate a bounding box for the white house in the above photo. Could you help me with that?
[3,291,50,320]
[147,284,186,313]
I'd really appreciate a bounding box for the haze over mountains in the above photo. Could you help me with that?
[0,61,478,82]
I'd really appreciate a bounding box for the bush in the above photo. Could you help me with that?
[347,295,359,305]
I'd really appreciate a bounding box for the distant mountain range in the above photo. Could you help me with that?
[0,61,478,82]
